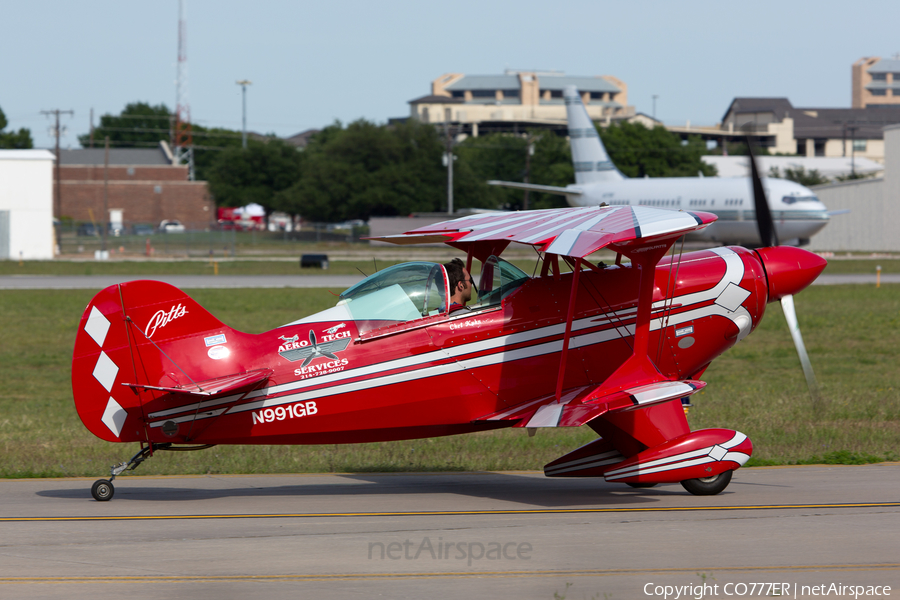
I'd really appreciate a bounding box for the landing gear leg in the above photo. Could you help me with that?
[91,443,171,501]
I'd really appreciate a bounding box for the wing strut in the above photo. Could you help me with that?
[599,242,674,392]
[555,256,582,401]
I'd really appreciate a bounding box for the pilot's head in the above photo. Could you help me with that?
[444,258,473,305]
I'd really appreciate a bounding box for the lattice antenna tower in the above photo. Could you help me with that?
[173,0,195,179]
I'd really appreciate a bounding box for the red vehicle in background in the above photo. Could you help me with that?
[217,206,265,231]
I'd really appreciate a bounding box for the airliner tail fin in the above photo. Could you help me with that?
[564,85,626,185]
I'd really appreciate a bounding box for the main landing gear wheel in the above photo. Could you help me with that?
[680,470,733,496]
[91,479,114,501]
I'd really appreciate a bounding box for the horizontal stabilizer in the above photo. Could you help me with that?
[123,368,272,397]
[487,180,583,198]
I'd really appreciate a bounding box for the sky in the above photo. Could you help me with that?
[3,0,900,150]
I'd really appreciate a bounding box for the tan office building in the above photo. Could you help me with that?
[718,97,900,163]
[852,57,900,108]
[409,70,634,134]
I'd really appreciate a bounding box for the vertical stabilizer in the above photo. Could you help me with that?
[564,86,625,184]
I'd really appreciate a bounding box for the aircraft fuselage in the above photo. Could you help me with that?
[565,176,829,246]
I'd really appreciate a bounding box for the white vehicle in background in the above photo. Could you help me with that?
[158,220,186,233]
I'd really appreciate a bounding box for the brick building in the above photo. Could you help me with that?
[58,142,213,229]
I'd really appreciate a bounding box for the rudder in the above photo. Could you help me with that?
[72,280,231,443]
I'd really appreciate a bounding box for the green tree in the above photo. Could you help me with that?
[205,139,303,217]
[768,165,828,186]
[77,102,246,180]
[598,122,716,178]
[78,101,170,148]
[835,171,876,182]
[455,131,573,211]
[0,105,34,149]
[276,119,493,222]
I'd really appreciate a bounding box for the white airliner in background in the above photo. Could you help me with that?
[490,86,832,246]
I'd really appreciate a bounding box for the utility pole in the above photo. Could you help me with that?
[522,133,540,211]
[41,109,74,224]
[102,136,109,254]
[236,80,252,148]
[652,95,659,120]
[443,123,455,215]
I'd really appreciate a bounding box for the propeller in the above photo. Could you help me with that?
[745,137,820,402]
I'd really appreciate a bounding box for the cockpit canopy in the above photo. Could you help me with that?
[339,262,448,323]
[336,257,529,335]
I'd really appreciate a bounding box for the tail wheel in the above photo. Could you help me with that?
[681,470,733,496]
[91,479,115,501]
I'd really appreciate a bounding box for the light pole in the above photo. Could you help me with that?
[236,79,252,148]
[443,123,456,215]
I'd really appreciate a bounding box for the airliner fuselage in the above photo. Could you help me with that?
[565,176,829,246]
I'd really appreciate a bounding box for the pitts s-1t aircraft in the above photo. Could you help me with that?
[72,203,825,501]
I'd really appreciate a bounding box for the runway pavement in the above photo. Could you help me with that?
[1,465,897,599]
[0,272,896,289]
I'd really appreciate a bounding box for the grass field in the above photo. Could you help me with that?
[0,283,897,479]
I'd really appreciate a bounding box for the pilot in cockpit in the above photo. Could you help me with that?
[443,258,473,314]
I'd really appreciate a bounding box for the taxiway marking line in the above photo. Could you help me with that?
[2,564,898,584]
[1,502,898,523]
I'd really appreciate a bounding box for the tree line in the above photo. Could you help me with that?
[0,106,34,149]
[3,101,727,221]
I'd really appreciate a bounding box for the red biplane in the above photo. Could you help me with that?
[72,186,825,501]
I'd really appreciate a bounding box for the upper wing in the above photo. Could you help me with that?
[368,205,716,259]
[487,180,584,199]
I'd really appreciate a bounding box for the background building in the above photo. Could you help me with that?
[717,97,900,163]
[852,56,900,108]
[808,124,900,252]
[58,142,213,229]
[0,150,55,259]
[409,70,635,136]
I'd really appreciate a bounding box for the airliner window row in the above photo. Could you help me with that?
[637,199,681,207]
